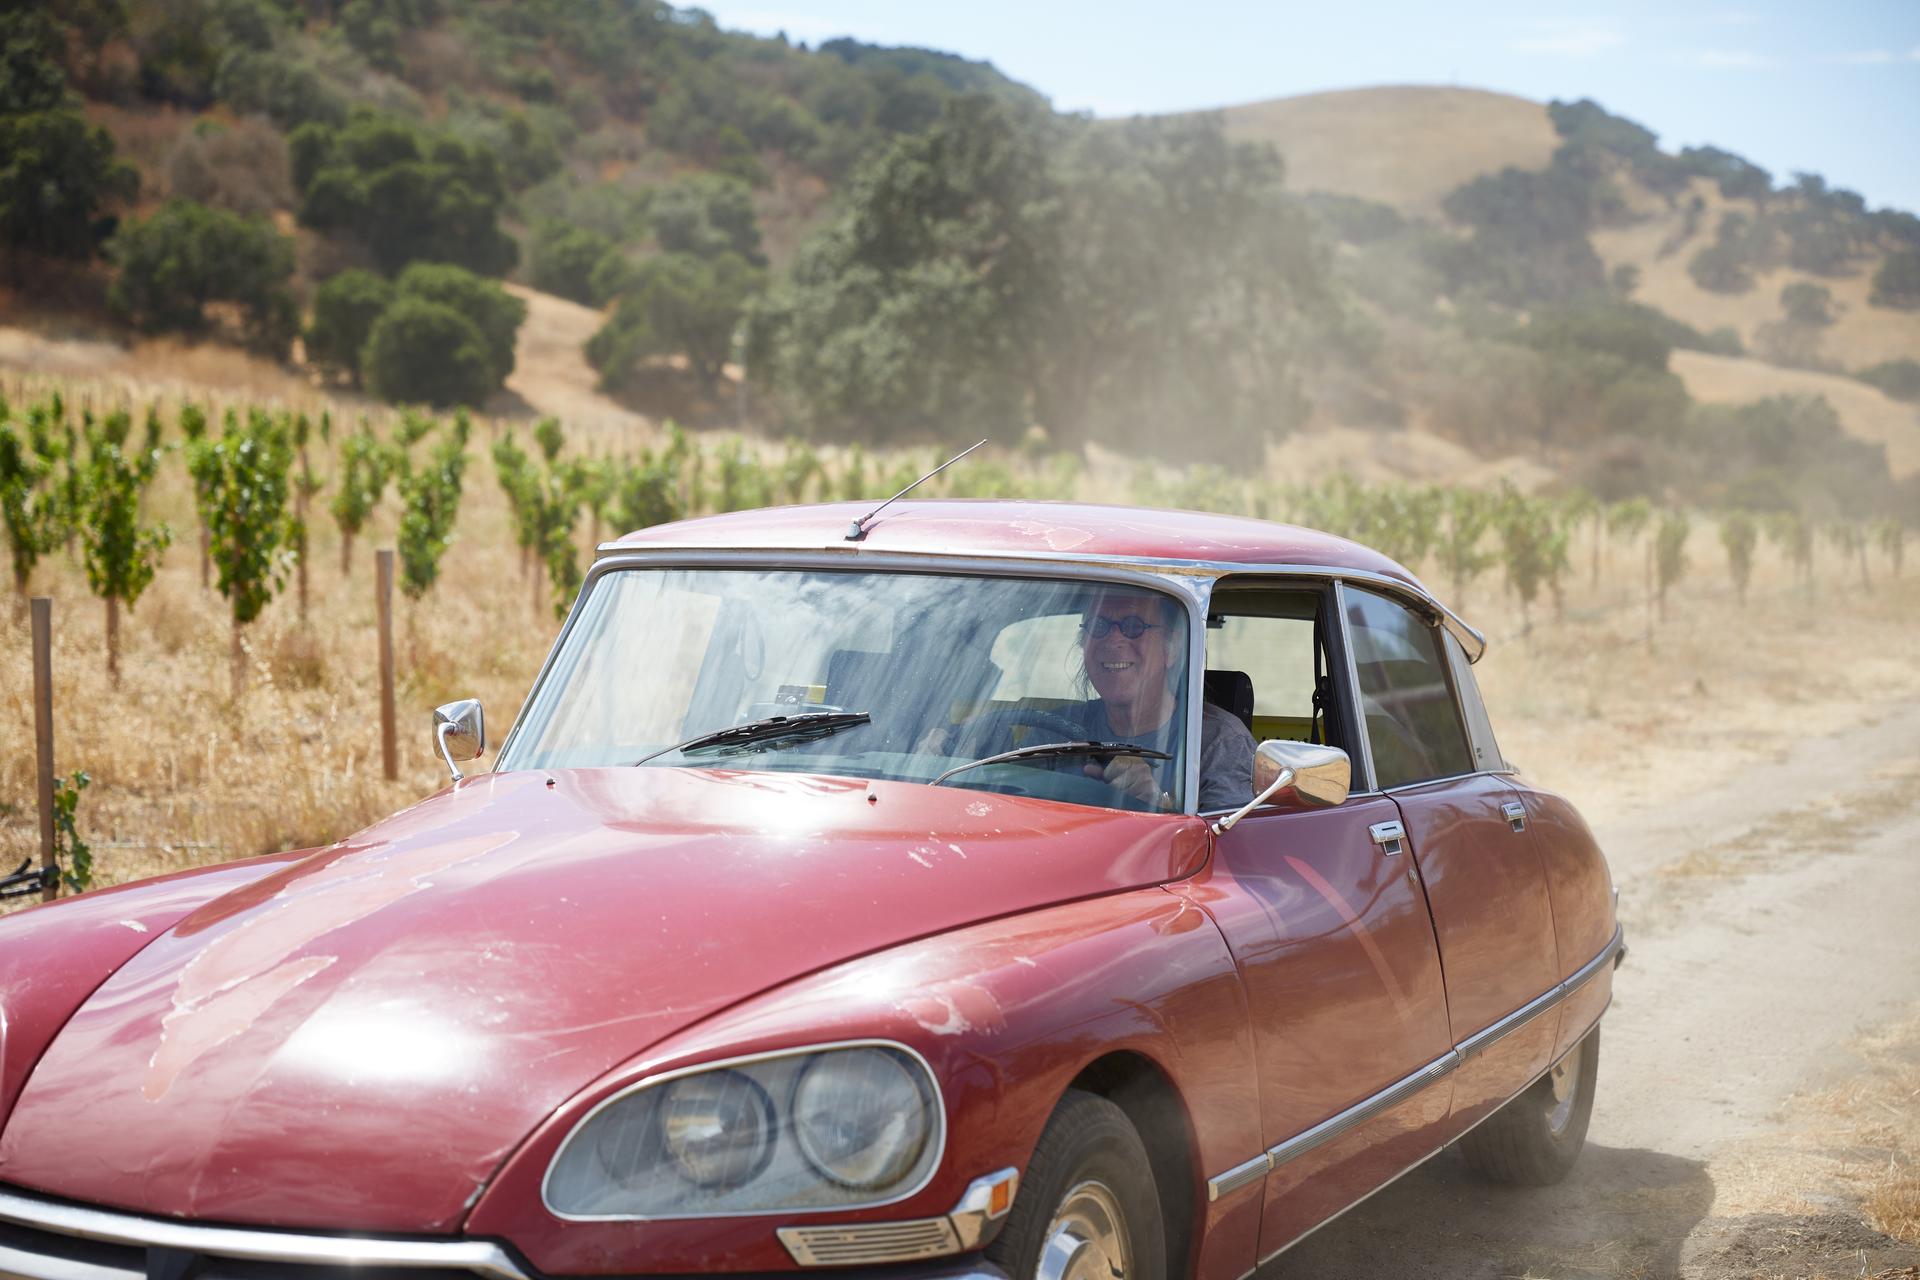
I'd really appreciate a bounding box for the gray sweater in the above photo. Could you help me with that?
[1070,699,1256,812]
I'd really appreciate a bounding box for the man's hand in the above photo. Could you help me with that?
[1085,753,1167,809]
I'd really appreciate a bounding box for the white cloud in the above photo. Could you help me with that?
[1509,20,1627,57]
[1694,48,1778,69]
[1828,49,1897,64]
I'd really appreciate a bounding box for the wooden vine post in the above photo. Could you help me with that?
[31,596,58,903]
[377,548,397,782]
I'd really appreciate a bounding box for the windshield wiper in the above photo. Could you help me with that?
[630,712,872,767]
[932,741,1171,786]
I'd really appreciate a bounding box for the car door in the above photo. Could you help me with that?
[1185,582,1455,1261]
[1341,584,1562,1132]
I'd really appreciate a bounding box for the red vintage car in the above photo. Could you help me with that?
[0,500,1620,1280]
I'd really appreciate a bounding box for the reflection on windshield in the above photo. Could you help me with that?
[496,568,1191,812]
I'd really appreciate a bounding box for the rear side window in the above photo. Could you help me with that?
[1443,632,1504,773]
[1344,588,1473,789]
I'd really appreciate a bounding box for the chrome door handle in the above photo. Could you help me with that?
[1369,820,1405,856]
[1501,801,1527,832]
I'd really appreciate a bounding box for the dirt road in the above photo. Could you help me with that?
[1275,702,1920,1279]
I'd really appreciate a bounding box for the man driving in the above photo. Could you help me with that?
[1069,589,1255,812]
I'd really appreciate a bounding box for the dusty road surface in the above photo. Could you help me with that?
[1274,702,1920,1279]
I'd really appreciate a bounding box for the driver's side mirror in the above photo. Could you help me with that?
[1214,740,1351,834]
[433,698,485,782]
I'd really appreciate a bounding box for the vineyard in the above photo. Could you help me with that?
[1,368,1912,904]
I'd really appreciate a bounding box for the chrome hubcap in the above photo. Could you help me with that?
[1545,1055,1577,1134]
[1036,1180,1131,1280]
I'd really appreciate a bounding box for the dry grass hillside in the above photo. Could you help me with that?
[1592,182,1920,370]
[501,286,651,434]
[1219,85,1558,217]
[1216,85,1920,478]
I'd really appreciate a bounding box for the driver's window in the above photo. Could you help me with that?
[1204,588,1332,748]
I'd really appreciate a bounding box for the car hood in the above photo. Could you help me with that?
[0,767,1205,1232]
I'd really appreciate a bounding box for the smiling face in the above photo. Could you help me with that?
[1081,591,1178,734]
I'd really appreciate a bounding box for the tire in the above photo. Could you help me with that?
[986,1089,1167,1280]
[1458,1026,1600,1185]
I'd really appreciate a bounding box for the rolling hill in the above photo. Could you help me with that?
[1220,85,1558,218]
[1219,84,1919,476]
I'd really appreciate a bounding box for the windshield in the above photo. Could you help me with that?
[496,567,1193,812]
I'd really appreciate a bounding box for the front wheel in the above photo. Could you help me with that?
[986,1089,1167,1280]
[1459,1026,1600,1185]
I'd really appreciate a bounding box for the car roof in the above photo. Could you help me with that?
[605,501,1485,661]
[607,499,1415,585]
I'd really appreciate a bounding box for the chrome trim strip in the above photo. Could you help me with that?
[1457,924,1623,1059]
[1564,924,1626,995]
[593,544,1487,661]
[1251,1012,1613,1270]
[540,1038,947,1222]
[1202,924,1625,1203]
[0,1189,531,1280]
[1266,1050,1459,1169]
[1205,1153,1273,1203]
[1456,984,1561,1059]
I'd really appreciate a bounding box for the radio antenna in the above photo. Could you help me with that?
[844,439,986,541]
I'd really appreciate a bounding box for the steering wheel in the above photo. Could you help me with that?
[951,706,1093,760]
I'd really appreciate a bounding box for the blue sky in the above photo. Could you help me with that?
[702,1,1920,214]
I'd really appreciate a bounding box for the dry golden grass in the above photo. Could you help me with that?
[1217,85,1558,217]
[1713,1009,1920,1251]
[499,286,654,435]
[1590,181,1920,373]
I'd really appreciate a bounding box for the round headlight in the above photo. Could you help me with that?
[657,1069,777,1190]
[790,1047,933,1190]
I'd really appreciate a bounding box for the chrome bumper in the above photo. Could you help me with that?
[0,1186,527,1280]
[0,1187,1007,1280]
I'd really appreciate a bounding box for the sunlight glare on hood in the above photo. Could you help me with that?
[281,1006,480,1087]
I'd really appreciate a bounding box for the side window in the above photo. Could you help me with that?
[1443,632,1504,773]
[1344,588,1473,789]
[1204,588,1330,747]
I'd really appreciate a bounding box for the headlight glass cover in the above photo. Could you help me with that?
[545,1043,943,1219]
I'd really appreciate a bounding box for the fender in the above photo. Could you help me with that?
[1516,785,1618,1060]
[468,885,1260,1277]
[0,849,316,1132]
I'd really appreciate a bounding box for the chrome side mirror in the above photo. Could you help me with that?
[1213,740,1351,835]
[433,699,485,782]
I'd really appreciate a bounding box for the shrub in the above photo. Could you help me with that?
[292,108,517,277]
[529,221,615,305]
[0,11,138,262]
[1688,242,1752,294]
[165,117,293,215]
[1518,299,1676,371]
[1871,250,1920,310]
[394,413,471,600]
[1855,358,1920,402]
[186,409,297,696]
[648,173,767,264]
[108,199,297,355]
[392,262,526,383]
[362,298,496,408]
[1678,145,1772,202]
[1780,282,1834,327]
[212,48,348,131]
[590,252,764,391]
[307,269,393,383]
